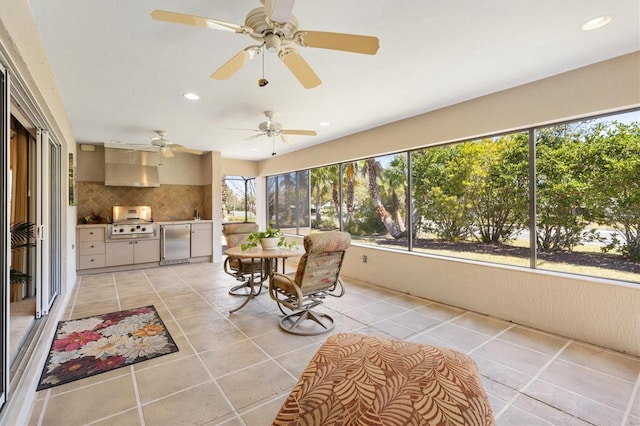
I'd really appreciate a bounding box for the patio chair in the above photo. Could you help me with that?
[269,231,350,335]
[222,222,265,295]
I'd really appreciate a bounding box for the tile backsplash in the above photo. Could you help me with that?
[78,181,212,223]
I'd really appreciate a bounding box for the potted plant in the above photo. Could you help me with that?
[10,221,36,302]
[241,226,297,251]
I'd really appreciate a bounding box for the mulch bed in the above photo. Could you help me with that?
[378,238,640,274]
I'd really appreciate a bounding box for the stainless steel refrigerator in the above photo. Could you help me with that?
[160,224,191,265]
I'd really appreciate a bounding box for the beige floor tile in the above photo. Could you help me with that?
[369,319,417,340]
[142,381,236,425]
[230,311,282,337]
[135,354,212,403]
[359,300,408,318]
[170,301,220,320]
[177,312,238,335]
[199,338,270,378]
[511,393,594,425]
[559,341,640,382]
[162,291,208,308]
[250,329,316,358]
[241,394,288,425]
[40,375,137,425]
[474,338,553,376]
[414,302,465,320]
[499,325,569,355]
[539,358,635,411]
[91,407,142,425]
[525,379,625,425]
[187,326,249,353]
[217,360,297,412]
[471,353,534,391]
[451,312,512,336]
[425,323,494,352]
[274,342,322,379]
[386,293,431,309]
[388,309,442,332]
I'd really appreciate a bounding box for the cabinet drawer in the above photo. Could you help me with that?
[79,241,105,255]
[79,254,106,269]
[78,228,105,242]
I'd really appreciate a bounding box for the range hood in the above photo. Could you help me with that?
[104,147,160,187]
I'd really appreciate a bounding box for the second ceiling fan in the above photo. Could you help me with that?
[245,111,316,143]
[151,0,379,89]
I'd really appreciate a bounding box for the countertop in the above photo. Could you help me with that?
[77,219,212,227]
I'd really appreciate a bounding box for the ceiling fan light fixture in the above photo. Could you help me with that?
[265,33,282,53]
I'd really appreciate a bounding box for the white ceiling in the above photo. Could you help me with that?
[27,0,640,161]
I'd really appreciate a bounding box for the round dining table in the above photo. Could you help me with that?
[224,246,301,313]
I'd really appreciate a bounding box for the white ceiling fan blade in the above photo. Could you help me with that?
[264,0,296,24]
[171,146,204,155]
[104,141,157,152]
[150,10,253,34]
[244,133,266,141]
[278,48,321,89]
[295,30,379,55]
[282,129,317,136]
[211,46,261,80]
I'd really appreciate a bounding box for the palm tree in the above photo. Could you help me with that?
[362,158,404,238]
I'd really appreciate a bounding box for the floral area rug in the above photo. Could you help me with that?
[37,305,178,391]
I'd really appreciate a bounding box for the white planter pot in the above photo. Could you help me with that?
[260,237,280,250]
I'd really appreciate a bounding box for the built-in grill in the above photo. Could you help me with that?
[109,205,155,239]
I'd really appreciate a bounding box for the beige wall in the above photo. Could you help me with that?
[258,52,640,356]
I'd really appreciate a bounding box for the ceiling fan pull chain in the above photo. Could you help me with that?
[258,44,269,87]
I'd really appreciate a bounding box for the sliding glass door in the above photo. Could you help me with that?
[0,62,9,412]
[35,129,60,318]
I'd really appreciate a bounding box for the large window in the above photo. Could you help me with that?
[267,170,309,234]
[341,154,408,246]
[534,112,640,282]
[266,109,640,284]
[412,132,529,267]
[222,176,255,223]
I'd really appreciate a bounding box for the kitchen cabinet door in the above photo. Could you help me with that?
[106,239,160,266]
[191,222,213,257]
[134,239,160,263]
[105,241,134,266]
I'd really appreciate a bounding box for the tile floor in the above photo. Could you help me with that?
[26,261,639,425]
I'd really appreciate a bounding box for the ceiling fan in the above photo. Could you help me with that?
[105,131,203,158]
[150,0,379,89]
[150,131,203,157]
[245,111,317,143]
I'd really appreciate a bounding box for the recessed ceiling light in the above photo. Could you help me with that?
[581,16,612,31]
[183,92,200,100]
[319,121,330,126]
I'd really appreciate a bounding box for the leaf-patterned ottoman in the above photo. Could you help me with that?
[273,333,494,425]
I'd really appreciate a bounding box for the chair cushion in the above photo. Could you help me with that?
[274,333,495,425]
[304,231,351,253]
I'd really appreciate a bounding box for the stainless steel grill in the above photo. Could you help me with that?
[110,205,155,239]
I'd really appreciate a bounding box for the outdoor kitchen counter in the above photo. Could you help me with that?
[76,220,213,275]
[154,219,213,224]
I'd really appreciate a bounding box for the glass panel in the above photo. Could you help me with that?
[310,164,340,231]
[0,64,7,409]
[411,133,530,266]
[535,110,640,283]
[342,153,409,249]
[222,175,256,223]
[47,141,60,310]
